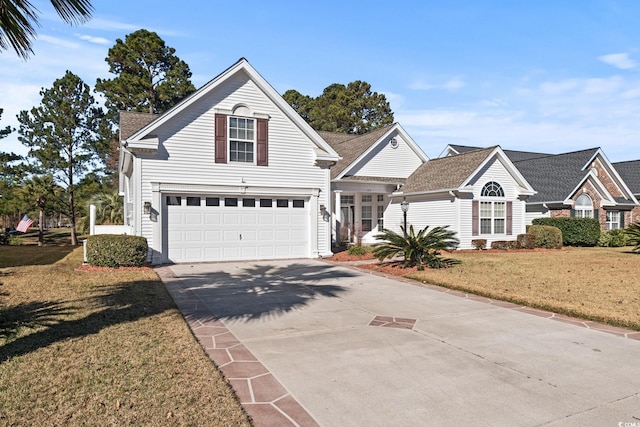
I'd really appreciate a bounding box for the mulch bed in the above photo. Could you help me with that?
[328,251,376,262]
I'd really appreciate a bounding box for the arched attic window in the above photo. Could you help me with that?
[574,194,593,218]
[481,181,504,197]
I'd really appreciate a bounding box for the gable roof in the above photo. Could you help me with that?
[398,146,535,196]
[320,123,428,180]
[320,126,392,180]
[120,111,159,141]
[512,148,601,204]
[122,58,339,162]
[613,160,640,194]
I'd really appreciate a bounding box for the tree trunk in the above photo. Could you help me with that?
[69,164,77,245]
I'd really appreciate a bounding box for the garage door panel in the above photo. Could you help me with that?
[167,195,309,263]
[185,213,203,225]
[204,213,222,224]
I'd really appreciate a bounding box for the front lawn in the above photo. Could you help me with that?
[0,246,250,426]
[366,247,640,331]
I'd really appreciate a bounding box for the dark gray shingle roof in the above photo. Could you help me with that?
[613,160,640,195]
[401,147,497,194]
[513,148,599,203]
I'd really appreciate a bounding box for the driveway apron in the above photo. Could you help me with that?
[157,259,640,427]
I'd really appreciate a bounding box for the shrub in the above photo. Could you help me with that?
[598,229,628,247]
[532,217,600,246]
[86,234,148,267]
[471,239,487,250]
[507,240,520,250]
[527,225,563,249]
[627,222,640,253]
[517,233,535,249]
[8,235,22,246]
[346,245,371,256]
[373,225,460,269]
[490,240,509,250]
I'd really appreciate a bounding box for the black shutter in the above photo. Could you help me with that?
[570,209,576,217]
[215,113,227,163]
[620,211,625,228]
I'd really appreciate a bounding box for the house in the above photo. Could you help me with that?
[320,124,428,245]
[387,146,536,249]
[613,160,640,223]
[119,58,340,264]
[441,145,639,230]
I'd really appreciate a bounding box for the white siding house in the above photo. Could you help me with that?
[319,124,429,245]
[391,147,536,249]
[119,59,339,264]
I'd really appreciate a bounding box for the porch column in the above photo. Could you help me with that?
[310,188,320,258]
[333,190,342,245]
[354,192,362,244]
[151,182,162,264]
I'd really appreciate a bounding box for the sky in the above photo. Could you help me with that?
[2,0,640,162]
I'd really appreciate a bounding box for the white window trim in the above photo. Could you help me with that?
[228,116,256,165]
[479,182,506,235]
[606,210,620,230]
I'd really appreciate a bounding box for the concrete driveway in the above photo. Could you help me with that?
[157,259,640,427]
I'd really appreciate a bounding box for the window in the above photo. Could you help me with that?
[361,195,372,203]
[361,206,372,232]
[480,201,506,234]
[293,199,305,208]
[224,198,238,207]
[575,194,593,218]
[478,182,505,235]
[260,198,272,207]
[606,211,620,230]
[206,197,220,206]
[243,198,255,207]
[229,117,254,163]
[481,181,504,197]
[276,199,288,208]
[377,194,385,202]
[341,195,354,205]
[377,205,384,230]
[187,197,200,206]
[166,196,181,206]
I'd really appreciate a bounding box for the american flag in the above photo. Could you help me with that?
[16,215,34,233]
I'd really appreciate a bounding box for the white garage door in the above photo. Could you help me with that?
[166,195,309,263]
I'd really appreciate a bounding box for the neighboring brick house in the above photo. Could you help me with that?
[442,145,639,230]
[613,160,640,224]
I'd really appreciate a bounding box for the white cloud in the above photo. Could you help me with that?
[599,53,637,70]
[36,34,81,50]
[75,34,111,45]
[409,76,465,91]
[396,73,640,162]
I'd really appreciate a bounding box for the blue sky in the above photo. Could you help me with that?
[2,0,640,161]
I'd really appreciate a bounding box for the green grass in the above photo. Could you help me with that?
[0,246,251,426]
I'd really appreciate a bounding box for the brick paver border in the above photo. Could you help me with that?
[155,267,320,427]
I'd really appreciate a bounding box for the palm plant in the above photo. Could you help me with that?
[372,225,460,269]
[1,0,93,59]
[626,222,640,253]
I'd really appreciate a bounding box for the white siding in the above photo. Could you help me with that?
[134,71,331,262]
[525,206,550,225]
[383,197,458,242]
[351,133,423,178]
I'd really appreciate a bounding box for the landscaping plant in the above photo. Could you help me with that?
[627,222,640,253]
[532,217,600,246]
[373,225,459,269]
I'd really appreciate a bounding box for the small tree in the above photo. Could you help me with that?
[373,225,459,269]
[18,71,105,245]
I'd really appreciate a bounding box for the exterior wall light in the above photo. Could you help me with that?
[143,201,152,215]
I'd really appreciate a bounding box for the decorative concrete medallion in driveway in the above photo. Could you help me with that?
[158,260,640,427]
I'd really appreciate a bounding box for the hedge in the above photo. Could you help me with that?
[86,234,148,267]
[532,217,600,246]
[527,225,563,249]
